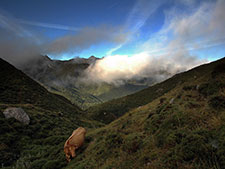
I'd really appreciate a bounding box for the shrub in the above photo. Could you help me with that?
[144,113,161,134]
[198,82,222,97]
[104,133,123,148]
[176,131,212,163]
[122,133,143,153]
[209,96,225,110]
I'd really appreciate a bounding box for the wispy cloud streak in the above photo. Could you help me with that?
[107,0,165,55]
[18,19,80,31]
[0,14,33,37]
[0,13,42,66]
[125,0,163,32]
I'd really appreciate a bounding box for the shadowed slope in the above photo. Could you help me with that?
[87,57,225,124]
[0,58,102,168]
[0,58,81,113]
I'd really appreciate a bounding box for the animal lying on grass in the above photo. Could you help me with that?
[64,127,86,162]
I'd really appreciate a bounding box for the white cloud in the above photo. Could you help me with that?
[85,53,150,84]
[85,0,225,85]
[83,50,203,85]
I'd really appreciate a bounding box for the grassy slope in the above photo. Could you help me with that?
[87,57,225,124]
[0,58,103,169]
[1,57,225,169]
[96,83,148,102]
[48,86,103,110]
[0,58,81,113]
[46,78,148,110]
[67,57,225,168]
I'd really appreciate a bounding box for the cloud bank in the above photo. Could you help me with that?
[0,13,129,66]
[84,52,201,85]
[84,0,225,85]
[46,25,129,56]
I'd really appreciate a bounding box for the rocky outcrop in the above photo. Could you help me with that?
[3,107,30,125]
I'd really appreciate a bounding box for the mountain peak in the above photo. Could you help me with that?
[43,55,52,61]
[89,55,96,59]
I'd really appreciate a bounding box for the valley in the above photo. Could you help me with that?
[0,57,224,168]
[21,55,150,109]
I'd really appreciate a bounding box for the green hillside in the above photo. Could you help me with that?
[47,85,103,110]
[67,57,225,168]
[96,83,148,102]
[0,58,102,169]
[87,57,225,124]
[0,58,82,113]
[78,82,148,103]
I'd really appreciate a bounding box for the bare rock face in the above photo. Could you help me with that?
[3,107,30,125]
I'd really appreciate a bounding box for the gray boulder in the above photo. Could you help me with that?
[3,107,30,125]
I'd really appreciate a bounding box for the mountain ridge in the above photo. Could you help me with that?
[21,55,150,109]
[87,57,225,124]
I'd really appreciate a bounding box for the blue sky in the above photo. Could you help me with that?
[0,0,224,61]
